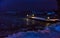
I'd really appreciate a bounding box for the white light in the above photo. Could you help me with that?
[27,14,29,17]
[26,18,29,21]
[26,18,29,25]
[31,17,36,18]
[47,17,50,19]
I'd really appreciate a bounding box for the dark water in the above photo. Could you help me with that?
[4,21,60,38]
[0,14,60,38]
[10,16,60,38]
[0,14,16,37]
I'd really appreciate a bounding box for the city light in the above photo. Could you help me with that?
[47,17,50,19]
[27,14,29,17]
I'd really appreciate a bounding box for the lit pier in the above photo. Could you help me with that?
[29,16,60,22]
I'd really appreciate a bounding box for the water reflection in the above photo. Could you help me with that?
[32,20,35,24]
[46,23,50,26]
[4,16,60,38]
[26,18,30,25]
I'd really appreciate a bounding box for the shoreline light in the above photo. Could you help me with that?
[27,14,29,17]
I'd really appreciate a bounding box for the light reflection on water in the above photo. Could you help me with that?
[24,18,36,25]
[25,18,30,25]
[0,15,59,38]
[4,17,60,38]
[32,20,35,24]
[17,17,60,32]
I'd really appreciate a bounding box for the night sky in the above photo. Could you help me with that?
[0,0,58,13]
